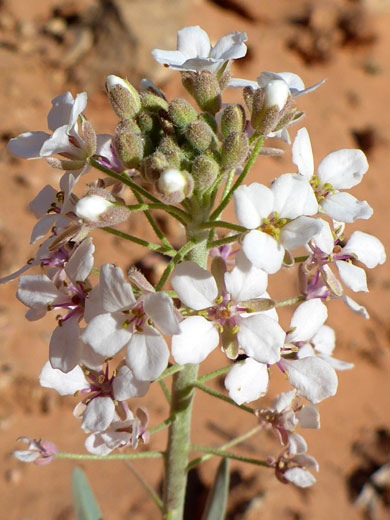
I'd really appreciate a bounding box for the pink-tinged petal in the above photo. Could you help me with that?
[30,214,57,244]
[317,149,368,189]
[65,238,95,282]
[224,251,268,302]
[336,261,368,292]
[234,183,273,229]
[13,450,40,462]
[225,358,269,405]
[29,185,57,217]
[210,31,247,60]
[288,432,307,455]
[321,192,373,223]
[284,467,316,487]
[280,217,322,251]
[126,326,169,381]
[242,230,284,274]
[272,174,317,218]
[7,131,50,159]
[343,295,369,319]
[296,403,320,429]
[82,397,115,433]
[40,126,77,157]
[16,274,58,321]
[292,128,314,179]
[281,357,338,403]
[85,433,114,455]
[171,316,219,365]
[95,134,113,157]
[49,318,82,373]
[177,26,211,58]
[143,292,180,335]
[39,360,87,395]
[311,325,335,355]
[342,231,386,268]
[99,264,135,312]
[113,365,149,400]
[47,91,75,131]
[171,262,217,310]
[82,312,131,356]
[238,314,283,364]
[288,299,328,343]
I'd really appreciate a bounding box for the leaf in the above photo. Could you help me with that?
[201,458,230,520]
[72,467,102,520]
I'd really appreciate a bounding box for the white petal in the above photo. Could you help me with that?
[65,238,94,282]
[16,274,58,320]
[234,183,273,229]
[39,360,87,395]
[49,318,82,373]
[311,219,334,254]
[285,467,316,487]
[47,91,75,131]
[143,292,180,335]
[242,230,284,274]
[292,128,314,179]
[311,325,335,355]
[7,131,50,159]
[113,365,149,400]
[280,217,322,251]
[281,357,338,403]
[336,261,368,292]
[224,253,268,302]
[68,92,87,132]
[271,174,317,218]
[171,262,217,310]
[317,353,354,371]
[177,26,211,58]
[343,296,369,319]
[39,125,76,157]
[274,72,305,92]
[82,397,115,433]
[151,49,186,67]
[210,31,247,60]
[296,403,320,429]
[288,432,307,455]
[317,149,368,189]
[238,314,283,364]
[85,433,113,456]
[271,390,296,413]
[79,342,105,370]
[288,299,328,342]
[228,77,258,89]
[126,326,169,381]
[29,185,57,217]
[171,316,219,365]
[99,264,135,312]
[342,231,386,268]
[321,192,373,223]
[82,312,131,356]
[83,285,105,323]
[30,214,57,244]
[225,358,269,405]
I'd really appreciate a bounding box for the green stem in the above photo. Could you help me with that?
[56,451,164,461]
[210,136,265,221]
[192,381,255,415]
[132,190,173,250]
[159,380,171,403]
[155,240,197,292]
[190,445,270,468]
[207,233,242,250]
[149,418,172,436]
[123,461,163,510]
[187,424,262,469]
[155,365,184,382]
[198,364,241,383]
[127,203,190,224]
[198,220,246,233]
[101,226,177,256]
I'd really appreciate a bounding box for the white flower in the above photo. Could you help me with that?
[293,127,372,222]
[234,178,320,273]
[274,451,319,487]
[152,26,247,73]
[82,264,180,381]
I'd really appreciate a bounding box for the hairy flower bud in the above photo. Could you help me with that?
[158,136,184,169]
[185,119,215,153]
[168,98,198,128]
[75,189,130,226]
[141,92,169,113]
[157,168,193,203]
[106,75,141,119]
[142,151,169,182]
[243,86,255,112]
[220,131,249,171]
[114,132,145,169]
[220,104,246,139]
[192,71,221,114]
[264,80,290,111]
[251,81,292,135]
[191,154,219,189]
[75,194,115,221]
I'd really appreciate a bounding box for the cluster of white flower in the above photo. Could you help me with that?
[5,25,385,491]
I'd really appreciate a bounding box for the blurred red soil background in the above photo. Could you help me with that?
[0,0,389,518]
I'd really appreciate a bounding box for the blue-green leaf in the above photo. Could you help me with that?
[72,467,102,520]
[201,458,230,520]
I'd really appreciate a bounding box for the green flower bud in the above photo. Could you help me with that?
[116,118,141,135]
[192,71,221,115]
[243,86,255,112]
[168,98,197,128]
[220,104,246,139]
[220,131,249,171]
[141,92,169,113]
[105,75,141,119]
[158,136,184,169]
[114,132,144,169]
[185,119,215,153]
[137,112,156,134]
[191,154,219,189]
[198,112,218,134]
[142,151,169,182]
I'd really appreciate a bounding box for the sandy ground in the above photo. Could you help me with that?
[0,0,389,519]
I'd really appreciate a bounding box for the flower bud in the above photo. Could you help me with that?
[114,132,145,169]
[191,154,219,188]
[243,86,255,112]
[106,75,141,119]
[185,119,215,153]
[157,168,193,203]
[263,80,290,111]
[168,98,197,128]
[75,194,115,221]
[141,92,169,113]
[158,136,184,169]
[192,71,221,115]
[220,104,246,139]
[142,151,169,182]
[220,131,249,171]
